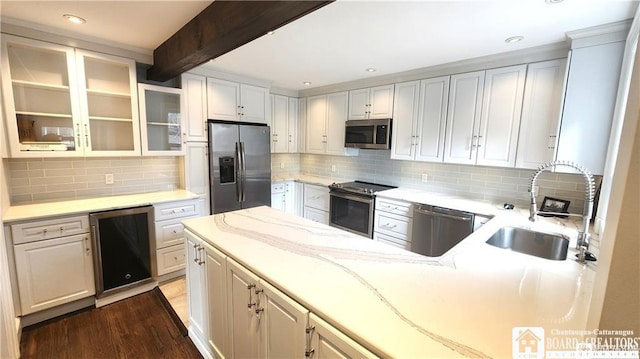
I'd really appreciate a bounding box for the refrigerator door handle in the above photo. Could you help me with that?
[239,141,247,202]
[235,142,243,202]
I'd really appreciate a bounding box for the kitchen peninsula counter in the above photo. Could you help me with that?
[182,206,596,358]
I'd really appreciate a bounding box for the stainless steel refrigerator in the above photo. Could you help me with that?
[208,120,271,214]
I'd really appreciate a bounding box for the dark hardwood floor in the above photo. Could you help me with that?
[20,288,202,359]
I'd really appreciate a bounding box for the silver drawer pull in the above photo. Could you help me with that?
[383,223,397,229]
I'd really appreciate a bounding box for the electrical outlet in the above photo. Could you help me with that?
[421,173,428,183]
[105,173,114,185]
[280,162,285,169]
[331,164,336,172]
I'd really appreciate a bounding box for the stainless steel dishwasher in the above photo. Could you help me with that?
[411,204,474,257]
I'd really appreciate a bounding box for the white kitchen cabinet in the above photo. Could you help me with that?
[257,279,309,358]
[154,199,202,277]
[348,84,394,120]
[270,94,298,153]
[556,40,625,175]
[390,77,449,162]
[373,197,413,250]
[308,313,377,359]
[10,215,95,315]
[138,83,185,156]
[271,181,297,215]
[444,65,527,167]
[443,70,485,164]
[294,182,304,217]
[298,98,307,153]
[181,73,208,142]
[1,35,140,157]
[226,257,261,358]
[207,78,269,124]
[185,230,228,359]
[305,93,358,156]
[303,183,330,225]
[516,59,567,169]
[183,142,210,215]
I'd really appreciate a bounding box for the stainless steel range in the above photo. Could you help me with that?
[328,181,396,238]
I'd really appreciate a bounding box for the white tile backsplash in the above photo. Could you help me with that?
[6,157,180,204]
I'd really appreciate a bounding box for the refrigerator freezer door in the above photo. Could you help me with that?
[239,124,271,209]
[210,122,241,214]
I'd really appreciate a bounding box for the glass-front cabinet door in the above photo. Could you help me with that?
[138,84,185,156]
[1,35,82,156]
[75,50,140,156]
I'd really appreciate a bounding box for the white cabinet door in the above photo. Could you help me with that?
[226,258,261,359]
[203,241,229,359]
[369,84,395,119]
[284,181,296,214]
[294,182,305,216]
[207,78,240,121]
[288,97,299,153]
[182,73,207,142]
[303,207,329,225]
[444,71,485,165]
[271,94,289,153]
[271,192,285,211]
[240,84,268,124]
[186,233,208,350]
[75,49,141,157]
[138,83,185,156]
[14,234,95,315]
[298,98,307,153]
[516,59,567,169]
[415,76,449,162]
[390,81,420,160]
[347,88,369,120]
[325,91,349,155]
[476,64,527,167]
[257,280,309,358]
[184,142,210,214]
[309,313,377,359]
[557,41,625,175]
[306,95,327,154]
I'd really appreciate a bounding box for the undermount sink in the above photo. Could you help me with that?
[486,226,569,261]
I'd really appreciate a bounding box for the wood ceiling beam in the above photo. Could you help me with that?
[147,0,333,82]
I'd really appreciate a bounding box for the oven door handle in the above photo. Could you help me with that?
[330,192,373,204]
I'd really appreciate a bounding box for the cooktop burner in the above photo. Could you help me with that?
[329,180,396,195]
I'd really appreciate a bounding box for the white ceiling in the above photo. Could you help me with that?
[1,0,638,91]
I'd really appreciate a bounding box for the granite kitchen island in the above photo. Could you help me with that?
[182,206,596,358]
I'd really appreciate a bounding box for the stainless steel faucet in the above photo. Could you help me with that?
[528,160,596,263]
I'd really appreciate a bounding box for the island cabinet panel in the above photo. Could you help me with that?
[226,258,261,358]
[185,233,208,352]
[309,313,377,359]
[204,240,228,359]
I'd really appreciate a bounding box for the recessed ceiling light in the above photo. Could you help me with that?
[267,31,275,35]
[63,14,86,25]
[545,0,564,3]
[505,36,524,44]
[303,81,312,86]
[365,68,376,73]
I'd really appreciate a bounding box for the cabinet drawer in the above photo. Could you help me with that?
[374,211,412,239]
[154,200,201,221]
[271,182,285,194]
[155,217,194,249]
[11,215,89,245]
[156,244,186,276]
[374,232,411,250]
[375,198,413,217]
[303,207,329,225]
[304,184,329,211]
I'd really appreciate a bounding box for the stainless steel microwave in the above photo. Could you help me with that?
[344,119,392,149]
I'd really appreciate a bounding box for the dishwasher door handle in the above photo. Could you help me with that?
[415,207,472,221]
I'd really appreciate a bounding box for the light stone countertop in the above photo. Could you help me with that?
[182,206,596,358]
[271,173,346,187]
[2,190,200,223]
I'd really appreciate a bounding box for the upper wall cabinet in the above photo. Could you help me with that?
[516,59,567,169]
[348,84,394,120]
[306,92,358,156]
[444,65,527,167]
[556,40,625,175]
[270,94,298,153]
[0,35,140,157]
[138,83,185,156]
[206,78,269,124]
[391,77,450,162]
[182,73,208,142]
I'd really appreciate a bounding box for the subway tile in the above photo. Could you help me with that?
[28,161,73,170]
[74,174,106,183]
[32,191,76,202]
[47,183,87,192]
[8,161,28,171]
[45,168,87,177]
[12,185,46,195]
[75,188,114,199]
[9,170,44,179]
[11,194,34,204]
[30,176,74,186]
